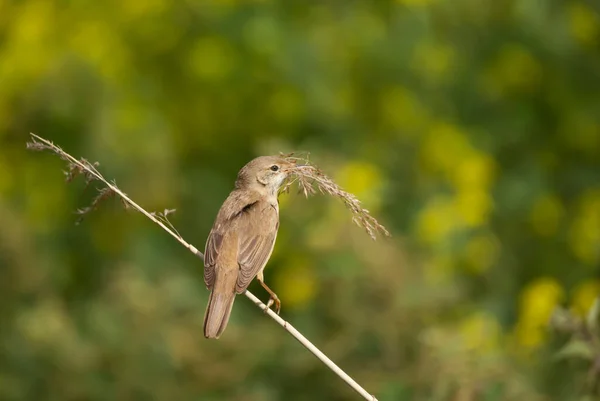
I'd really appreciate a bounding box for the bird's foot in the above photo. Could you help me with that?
[264,295,281,315]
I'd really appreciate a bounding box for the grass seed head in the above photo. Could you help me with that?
[281,154,390,240]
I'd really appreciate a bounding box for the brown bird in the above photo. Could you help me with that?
[203,155,295,339]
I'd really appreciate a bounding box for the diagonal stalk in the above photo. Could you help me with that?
[27,133,379,401]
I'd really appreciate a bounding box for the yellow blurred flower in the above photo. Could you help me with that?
[69,20,130,81]
[380,86,429,133]
[0,0,56,88]
[416,195,460,244]
[571,280,600,316]
[336,161,384,211]
[514,277,564,349]
[480,44,542,97]
[420,129,495,230]
[568,2,600,47]
[464,233,500,274]
[120,0,166,19]
[568,188,600,266]
[411,41,456,84]
[9,0,53,45]
[0,0,8,20]
[459,312,502,352]
[530,194,564,237]
[449,152,496,191]
[421,312,502,360]
[274,257,318,310]
[454,189,493,227]
[420,122,473,175]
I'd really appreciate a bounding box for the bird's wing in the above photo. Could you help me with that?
[203,230,222,289]
[235,201,279,294]
[204,190,261,289]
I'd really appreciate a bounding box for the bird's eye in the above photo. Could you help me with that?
[270,165,279,172]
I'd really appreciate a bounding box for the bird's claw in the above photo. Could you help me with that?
[264,296,281,315]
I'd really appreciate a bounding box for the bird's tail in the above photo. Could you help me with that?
[203,290,236,339]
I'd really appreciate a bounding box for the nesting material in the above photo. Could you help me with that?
[282,154,390,240]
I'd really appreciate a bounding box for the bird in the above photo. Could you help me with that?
[203,155,295,339]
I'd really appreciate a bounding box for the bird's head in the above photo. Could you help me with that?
[235,155,296,196]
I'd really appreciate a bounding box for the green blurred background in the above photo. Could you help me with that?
[1,0,600,400]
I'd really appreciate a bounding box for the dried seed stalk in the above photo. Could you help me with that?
[281,154,390,240]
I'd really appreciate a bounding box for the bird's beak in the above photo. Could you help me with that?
[282,161,298,173]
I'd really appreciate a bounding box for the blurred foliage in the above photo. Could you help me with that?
[1,0,600,400]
